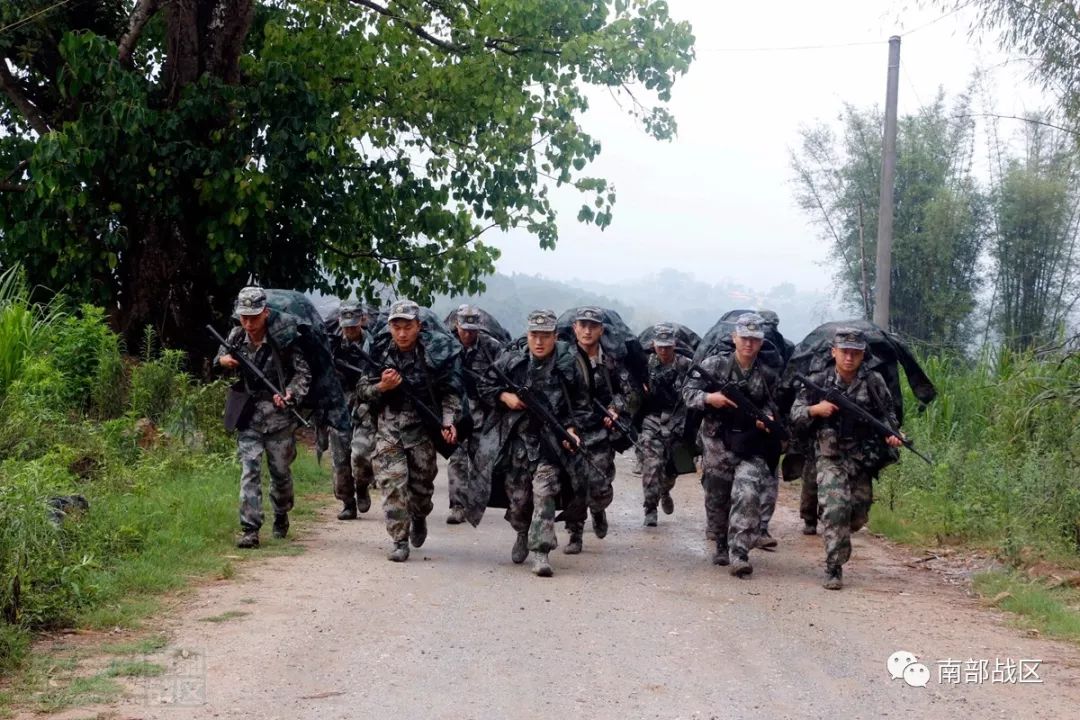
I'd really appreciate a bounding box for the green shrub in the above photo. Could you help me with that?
[0,266,62,398]
[875,349,1080,561]
[48,304,125,416]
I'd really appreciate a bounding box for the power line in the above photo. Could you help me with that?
[0,0,79,36]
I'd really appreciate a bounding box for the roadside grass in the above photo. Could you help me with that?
[865,349,1080,644]
[0,447,329,714]
[974,570,1080,643]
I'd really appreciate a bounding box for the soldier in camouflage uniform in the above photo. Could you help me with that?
[328,300,376,520]
[564,306,642,554]
[789,328,902,589]
[215,287,312,549]
[754,310,787,550]
[446,305,505,525]
[639,324,692,527]
[682,314,781,577]
[477,310,590,576]
[356,300,465,562]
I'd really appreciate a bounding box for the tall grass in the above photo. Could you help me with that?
[0,266,62,397]
[874,346,1080,563]
[0,269,300,674]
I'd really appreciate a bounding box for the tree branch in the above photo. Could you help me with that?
[0,60,50,135]
[350,0,559,57]
[118,0,161,66]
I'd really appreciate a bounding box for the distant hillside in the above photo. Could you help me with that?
[433,269,835,341]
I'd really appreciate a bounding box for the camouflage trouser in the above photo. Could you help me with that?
[816,456,874,568]
[640,422,676,511]
[799,455,820,525]
[565,431,615,534]
[759,466,779,533]
[503,439,560,553]
[328,422,374,505]
[446,435,479,510]
[237,426,297,532]
[700,434,772,559]
[372,436,438,543]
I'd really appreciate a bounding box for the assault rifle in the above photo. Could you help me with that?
[688,363,789,442]
[336,352,464,459]
[592,399,640,449]
[794,373,932,465]
[208,324,310,428]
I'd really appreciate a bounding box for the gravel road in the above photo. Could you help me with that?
[44,455,1080,719]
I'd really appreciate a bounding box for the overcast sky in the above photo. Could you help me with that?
[488,0,1045,295]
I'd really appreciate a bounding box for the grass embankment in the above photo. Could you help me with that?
[0,267,330,712]
[869,347,1080,641]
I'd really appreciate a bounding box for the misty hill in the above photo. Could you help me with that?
[431,269,835,341]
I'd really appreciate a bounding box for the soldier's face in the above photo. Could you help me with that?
[342,325,363,342]
[832,347,865,375]
[731,333,763,364]
[528,331,556,359]
[390,319,421,351]
[655,345,676,364]
[574,320,603,348]
[456,327,478,347]
[240,308,269,339]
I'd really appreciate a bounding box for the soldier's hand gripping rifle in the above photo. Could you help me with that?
[689,363,789,442]
[593,399,641,449]
[335,353,461,458]
[207,324,311,428]
[794,373,932,465]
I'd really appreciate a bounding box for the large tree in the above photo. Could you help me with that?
[990,118,1080,350]
[0,1,693,352]
[791,92,987,351]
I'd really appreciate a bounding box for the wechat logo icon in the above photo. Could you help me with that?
[887,650,931,688]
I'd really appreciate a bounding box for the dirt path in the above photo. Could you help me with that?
[42,456,1080,719]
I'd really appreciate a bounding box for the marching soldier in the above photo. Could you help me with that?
[639,324,692,526]
[214,287,311,549]
[789,328,902,590]
[682,313,780,578]
[446,305,504,524]
[327,300,376,520]
[477,310,590,577]
[565,307,642,554]
[356,300,465,562]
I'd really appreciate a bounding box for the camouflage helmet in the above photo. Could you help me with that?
[338,300,364,328]
[527,309,558,332]
[235,286,267,316]
[651,323,677,348]
[387,299,421,322]
[833,327,867,351]
[456,304,483,331]
[574,306,605,324]
[734,313,766,339]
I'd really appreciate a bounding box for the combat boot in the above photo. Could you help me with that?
[564,531,583,555]
[409,515,428,548]
[388,541,410,562]
[236,530,259,549]
[356,486,372,514]
[446,507,466,525]
[591,509,608,539]
[511,532,529,564]
[755,530,778,550]
[823,565,843,590]
[531,551,553,577]
[337,501,357,521]
[643,509,658,527]
[802,522,817,535]
[729,553,753,578]
[272,513,289,539]
[660,493,675,515]
[712,541,729,566]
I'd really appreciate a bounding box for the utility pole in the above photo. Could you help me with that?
[873,35,900,329]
